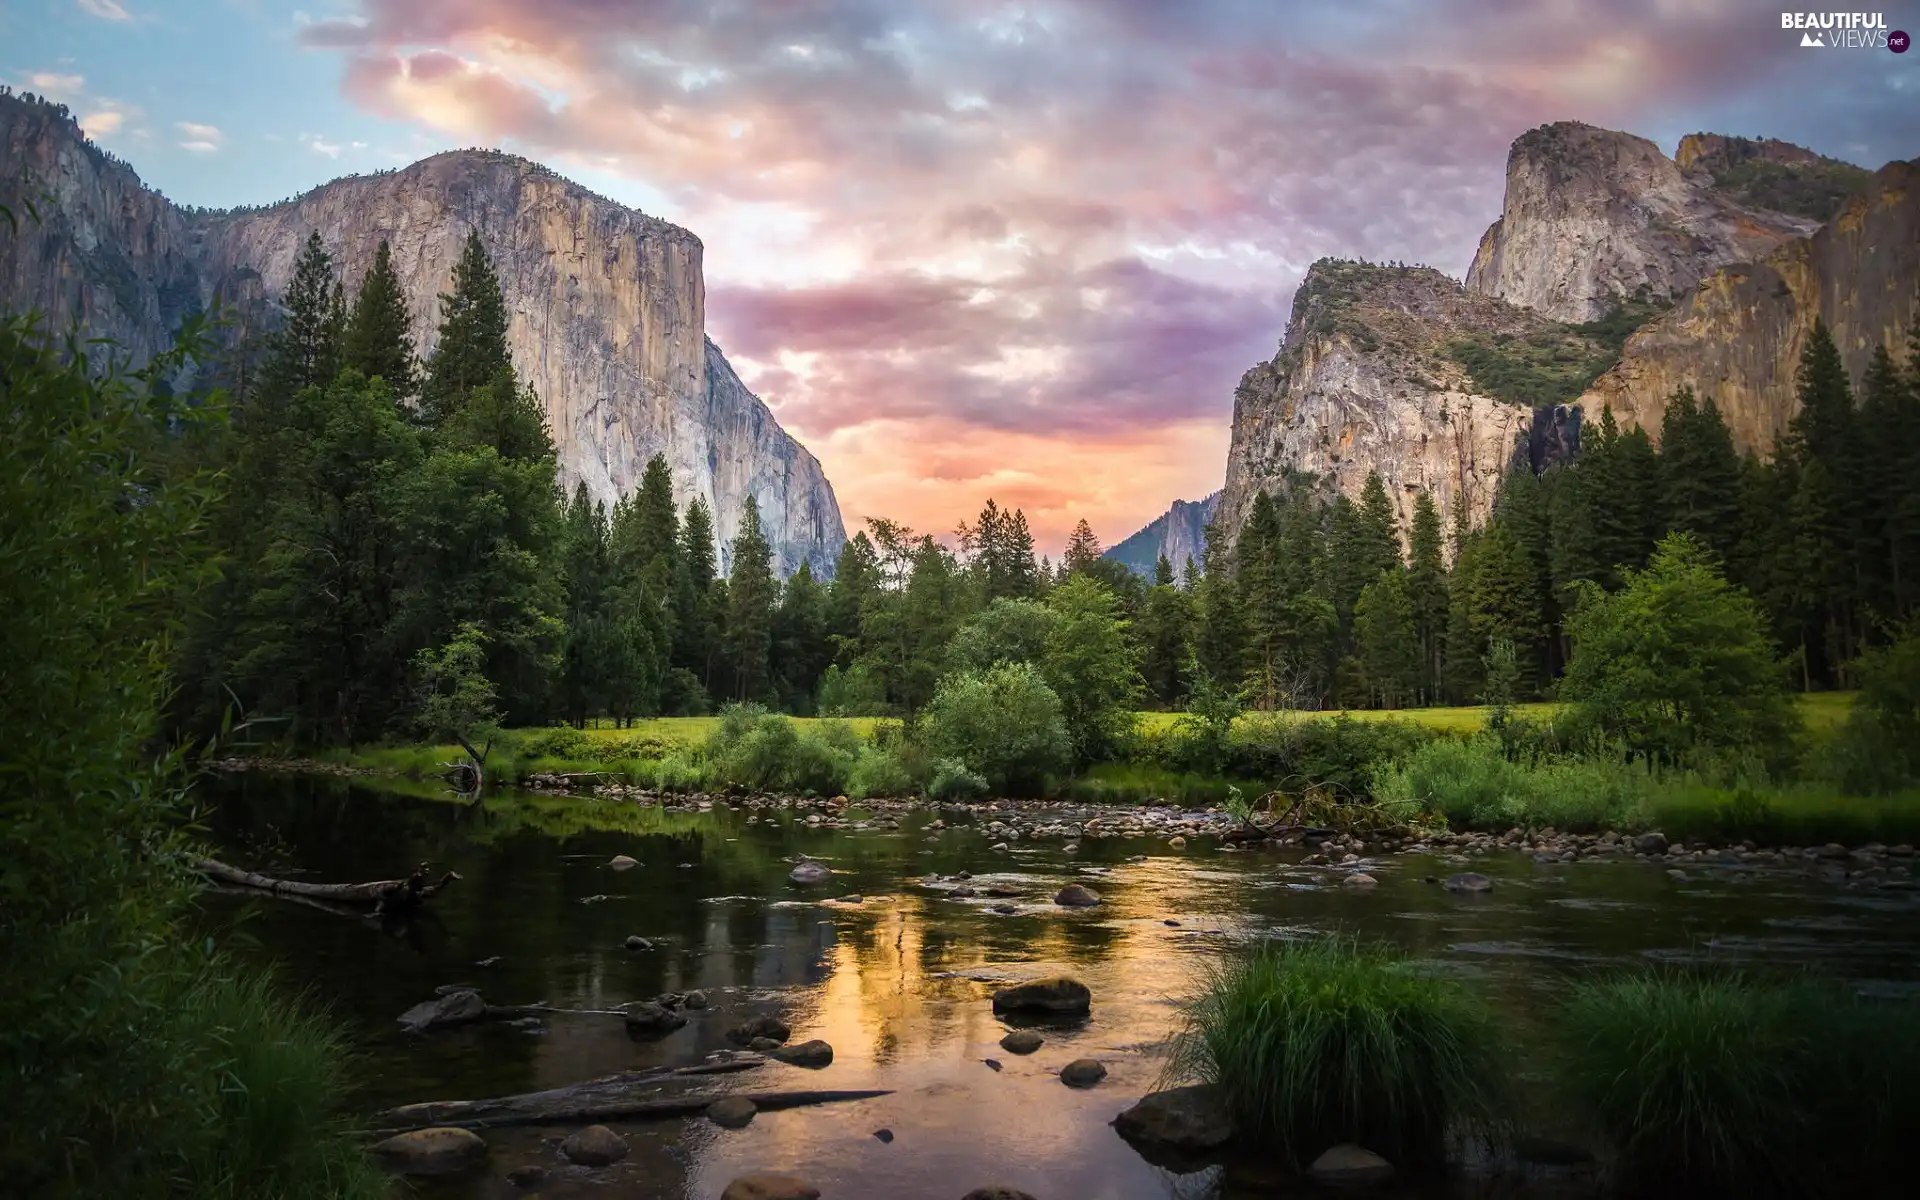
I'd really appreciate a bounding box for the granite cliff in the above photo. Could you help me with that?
[1215,260,1615,547]
[1579,158,1920,454]
[0,93,844,577]
[1105,492,1219,578]
[1465,121,1820,323]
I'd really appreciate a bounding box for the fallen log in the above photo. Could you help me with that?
[372,1062,887,1133]
[196,859,460,914]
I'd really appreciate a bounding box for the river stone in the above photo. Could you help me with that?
[684,989,709,1010]
[771,1039,834,1067]
[506,1164,548,1188]
[730,1015,792,1045]
[1111,1084,1235,1150]
[371,1127,488,1176]
[1060,1058,1107,1088]
[1634,832,1670,856]
[560,1124,628,1166]
[707,1096,758,1128]
[399,988,487,1034]
[1054,883,1102,907]
[1168,835,1187,848]
[789,861,833,885]
[1307,1143,1395,1186]
[622,1001,687,1037]
[960,1188,1039,1200]
[624,935,653,951]
[721,1174,820,1200]
[999,1029,1044,1054]
[991,977,1092,1016]
[609,854,639,870]
[1343,873,1378,887]
[1443,873,1493,894]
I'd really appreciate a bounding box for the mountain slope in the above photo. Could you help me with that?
[0,93,845,577]
[1105,492,1220,578]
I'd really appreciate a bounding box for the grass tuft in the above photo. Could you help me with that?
[1170,937,1507,1171]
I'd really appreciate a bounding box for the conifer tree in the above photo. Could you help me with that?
[1192,518,1244,687]
[827,532,880,663]
[1407,491,1449,704]
[1354,568,1419,708]
[1783,319,1864,679]
[1139,556,1192,708]
[676,497,721,691]
[1062,519,1103,576]
[1857,344,1919,622]
[723,497,776,701]
[771,563,831,710]
[1659,388,1743,565]
[558,482,614,725]
[260,230,343,400]
[1004,508,1040,597]
[422,231,512,426]
[342,239,416,399]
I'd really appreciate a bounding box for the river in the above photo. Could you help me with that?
[202,775,1920,1199]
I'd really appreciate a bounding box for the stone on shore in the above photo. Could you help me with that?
[560,1124,628,1166]
[370,1127,488,1176]
[609,854,639,870]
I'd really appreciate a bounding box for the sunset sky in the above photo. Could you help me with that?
[8,0,1918,555]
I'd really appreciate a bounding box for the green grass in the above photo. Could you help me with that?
[1063,762,1244,806]
[1557,973,1920,1197]
[1170,938,1507,1171]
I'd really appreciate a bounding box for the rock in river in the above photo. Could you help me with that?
[1443,873,1493,894]
[624,935,653,951]
[789,860,833,885]
[1112,1084,1235,1150]
[961,1188,1039,1200]
[991,977,1092,1017]
[721,1174,820,1200]
[622,1001,687,1037]
[1634,832,1671,856]
[771,1039,834,1068]
[1343,873,1378,887]
[370,1127,488,1176]
[398,988,487,1034]
[506,1164,548,1188]
[1059,1058,1107,1088]
[999,1029,1044,1054]
[729,1014,793,1044]
[560,1124,629,1166]
[1307,1143,1395,1186]
[707,1096,758,1128]
[609,854,639,870]
[1054,883,1102,907]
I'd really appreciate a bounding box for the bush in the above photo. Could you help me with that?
[920,662,1071,796]
[927,757,989,801]
[1831,624,1920,794]
[704,705,854,795]
[1223,713,1438,797]
[1556,973,1920,1197]
[816,661,893,717]
[847,743,921,798]
[1171,938,1506,1171]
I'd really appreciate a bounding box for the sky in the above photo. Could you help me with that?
[8,0,1919,556]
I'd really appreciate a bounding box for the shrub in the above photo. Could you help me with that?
[1171,938,1506,1171]
[1556,973,1920,1197]
[1372,736,1652,831]
[704,705,853,795]
[1831,623,1920,794]
[847,744,921,798]
[513,725,597,760]
[927,757,989,801]
[1224,713,1437,797]
[920,662,1071,796]
[816,661,893,717]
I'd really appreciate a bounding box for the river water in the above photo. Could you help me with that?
[202,775,1920,1200]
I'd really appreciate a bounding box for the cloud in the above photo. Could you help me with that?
[294,0,1920,550]
[76,0,130,20]
[301,133,344,157]
[27,72,86,98]
[176,120,222,151]
[79,110,124,137]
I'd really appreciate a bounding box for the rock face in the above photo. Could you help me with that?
[1675,133,1874,222]
[1105,492,1220,578]
[1465,121,1816,323]
[0,93,844,576]
[1217,260,1591,543]
[1579,160,1920,456]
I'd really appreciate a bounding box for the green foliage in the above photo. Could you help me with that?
[927,757,990,801]
[1831,622,1920,793]
[1556,973,1919,1197]
[1221,713,1438,798]
[1170,664,1244,775]
[704,705,853,795]
[0,311,376,1197]
[945,597,1062,675]
[340,239,415,397]
[412,622,502,757]
[1562,534,1799,770]
[1171,938,1507,1171]
[724,496,777,701]
[1372,736,1654,831]
[421,229,512,426]
[1703,155,1873,221]
[817,661,893,717]
[1043,575,1144,760]
[919,661,1071,796]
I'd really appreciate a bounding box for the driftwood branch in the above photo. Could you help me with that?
[196,858,460,914]
[372,1061,888,1132]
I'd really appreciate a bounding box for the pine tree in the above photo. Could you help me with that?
[1235,492,1285,707]
[259,230,342,400]
[1659,388,1743,565]
[826,532,880,664]
[1407,491,1449,704]
[1062,519,1103,576]
[1857,344,1920,623]
[723,496,776,701]
[676,497,721,692]
[1783,318,1864,681]
[342,239,416,399]
[558,483,614,726]
[1354,568,1419,708]
[1356,472,1402,574]
[1139,557,1192,708]
[439,370,554,464]
[771,563,831,711]
[422,231,512,426]
[1192,518,1244,688]
[1004,508,1040,597]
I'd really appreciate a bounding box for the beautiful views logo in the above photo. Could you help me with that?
[1781,12,1897,48]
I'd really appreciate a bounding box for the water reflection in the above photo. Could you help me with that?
[200,776,1920,1199]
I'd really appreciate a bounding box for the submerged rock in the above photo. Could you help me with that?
[1111,1084,1235,1150]
[1443,873,1493,893]
[1054,883,1101,907]
[729,1015,793,1044]
[624,935,653,951]
[991,977,1092,1016]
[371,1127,488,1176]
[1307,1143,1395,1186]
[609,854,639,870]
[684,989,709,1010]
[622,1001,687,1037]
[771,1039,834,1068]
[560,1124,628,1166]
[1343,873,1378,887]
[789,860,833,885]
[505,1164,548,1188]
[721,1173,820,1200]
[1634,832,1670,856]
[398,989,487,1034]
[999,1029,1044,1054]
[707,1095,758,1128]
[1059,1058,1107,1088]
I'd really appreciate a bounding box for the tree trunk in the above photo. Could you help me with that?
[196,858,459,913]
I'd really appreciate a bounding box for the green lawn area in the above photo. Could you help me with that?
[550,694,1855,745]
